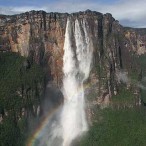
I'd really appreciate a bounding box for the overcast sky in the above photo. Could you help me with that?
[0,0,146,28]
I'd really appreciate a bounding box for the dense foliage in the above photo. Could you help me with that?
[0,52,44,146]
[79,80,146,146]
[1,52,146,146]
[135,54,146,102]
[79,107,146,146]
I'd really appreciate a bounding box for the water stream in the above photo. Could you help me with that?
[61,18,93,146]
[33,18,93,146]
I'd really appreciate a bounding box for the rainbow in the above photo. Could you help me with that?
[26,82,94,146]
[26,106,60,146]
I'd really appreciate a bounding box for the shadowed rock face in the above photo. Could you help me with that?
[0,10,143,102]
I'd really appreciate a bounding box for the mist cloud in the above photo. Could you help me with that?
[117,71,130,84]
[116,71,146,90]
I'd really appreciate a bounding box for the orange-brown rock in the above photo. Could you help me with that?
[0,10,144,100]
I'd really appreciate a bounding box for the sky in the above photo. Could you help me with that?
[0,0,146,28]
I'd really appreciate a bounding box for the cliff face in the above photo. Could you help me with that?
[1,10,146,146]
[0,11,68,86]
[0,10,143,105]
[124,27,146,55]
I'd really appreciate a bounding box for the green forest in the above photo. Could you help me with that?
[78,54,146,146]
[0,52,44,146]
[79,107,146,146]
[1,53,146,146]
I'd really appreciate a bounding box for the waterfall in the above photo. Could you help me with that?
[61,18,93,146]
[32,18,93,146]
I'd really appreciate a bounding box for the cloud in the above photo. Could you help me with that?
[0,6,41,15]
[117,71,130,84]
[0,0,146,28]
[116,71,146,90]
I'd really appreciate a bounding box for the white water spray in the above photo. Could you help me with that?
[34,18,93,146]
[61,18,93,146]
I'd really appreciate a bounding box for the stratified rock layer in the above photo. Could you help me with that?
[0,10,144,103]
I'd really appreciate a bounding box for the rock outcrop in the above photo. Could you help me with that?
[0,10,144,104]
[124,27,146,55]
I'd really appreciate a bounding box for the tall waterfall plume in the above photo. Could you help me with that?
[28,18,93,146]
[61,18,93,146]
